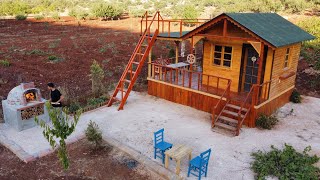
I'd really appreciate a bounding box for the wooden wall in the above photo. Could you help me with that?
[202,39,244,92]
[269,43,301,98]
[148,80,220,113]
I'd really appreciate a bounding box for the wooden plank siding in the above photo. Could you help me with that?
[269,43,301,98]
[202,39,244,92]
[148,80,220,114]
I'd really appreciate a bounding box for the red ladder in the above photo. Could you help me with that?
[107,13,160,110]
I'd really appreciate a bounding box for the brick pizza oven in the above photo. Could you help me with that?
[1,82,50,131]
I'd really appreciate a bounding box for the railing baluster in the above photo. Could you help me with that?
[198,73,200,90]
[175,69,178,84]
[182,70,185,87]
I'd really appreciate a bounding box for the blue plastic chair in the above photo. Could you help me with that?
[154,128,173,164]
[187,148,211,180]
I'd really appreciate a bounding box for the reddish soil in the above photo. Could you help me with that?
[0,139,160,180]
[0,16,174,102]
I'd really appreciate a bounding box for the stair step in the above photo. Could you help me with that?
[117,88,127,92]
[132,61,140,65]
[136,53,144,56]
[215,122,237,131]
[123,79,131,83]
[127,70,136,74]
[218,115,238,124]
[226,104,248,112]
[141,44,148,47]
[222,110,244,118]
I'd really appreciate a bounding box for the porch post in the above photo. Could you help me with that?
[257,42,265,85]
[174,41,180,64]
[148,47,153,77]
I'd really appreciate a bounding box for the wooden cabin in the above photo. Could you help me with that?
[108,12,315,136]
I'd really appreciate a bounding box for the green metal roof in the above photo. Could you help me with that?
[224,13,315,47]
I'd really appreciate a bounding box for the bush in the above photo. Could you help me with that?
[0,60,10,67]
[85,120,103,149]
[298,17,320,51]
[251,144,320,180]
[52,12,60,20]
[34,15,44,20]
[256,114,278,130]
[87,95,108,106]
[48,55,63,63]
[68,102,81,113]
[91,3,123,20]
[290,89,302,103]
[90,60,105,96]
[15,14,27,20]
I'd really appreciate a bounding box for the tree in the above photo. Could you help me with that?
[91,3,123,20]
[35,103,82,170]
[89,60,105,96]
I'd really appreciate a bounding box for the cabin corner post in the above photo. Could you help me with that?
[174,41,180,63]
[148,47,153,77]
[257,42,265,85]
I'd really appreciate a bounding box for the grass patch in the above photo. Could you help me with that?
[87,95,108,106]
[28,49,47,55]
[251,144,320,180]
[0,60,11,67]
[48,55,64,63]
[34,15,44,20]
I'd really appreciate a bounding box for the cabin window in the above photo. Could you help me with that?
[213,45,232,67]
[284,48,290,68]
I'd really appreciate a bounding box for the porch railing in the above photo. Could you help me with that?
[148,63,231,97]
[141,11,209,37]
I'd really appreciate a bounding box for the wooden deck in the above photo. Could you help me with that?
[149,65,248,102]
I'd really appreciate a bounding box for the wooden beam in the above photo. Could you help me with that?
[174,41,180,63]
[257,42,265,85]
[223,18,227,37]
[148,47,153,77]
[197,34,258,42]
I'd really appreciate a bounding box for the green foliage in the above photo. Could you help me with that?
[28,49,46,55]
[15,14,27,20]
[35,102,82,170]
[282,0,311,13]
[69,8,89,20]
[87,95,108,106]
[52,12,60,20]
[91,3,123,19]
[168,48,175,58]
[0,60,11,67]
[290,89,302,103]
[0,0,30,16]
[251,144,320,180]
[68,101,82,114]
[256,114,279,130]
[85,120,103,149]
[298,17,320,50]
[90,60,105,95]
[48,55,64,63]
[34,14,44,20]
[182,5,199,21]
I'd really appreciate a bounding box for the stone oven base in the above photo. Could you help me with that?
[2,100,50,131]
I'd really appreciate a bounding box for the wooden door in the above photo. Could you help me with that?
[242,47,259,92]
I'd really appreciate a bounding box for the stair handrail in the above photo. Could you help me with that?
[236,84,256,135]
[212,79,231,127]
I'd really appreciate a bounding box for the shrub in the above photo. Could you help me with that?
[68,102,81,114]
[256,114,278,130]
[28,49,46,55]
[298,17,320,51]
[251,144,320,180]
[15,14,27,20]
[0,60,10,67]
[48,55,57,61]
[181,5,199,23]
[52,12,60,20]
[85,120,103,149]
[35,103,82,170]
[34,15,44,20]
[290,89,302,103]
[91,3,123,20]
[87,95,108,106]
[90,60,105,96]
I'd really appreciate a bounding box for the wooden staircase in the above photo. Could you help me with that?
[107,13,160,110]
[213,101,249,136]
[212,85,255,136]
